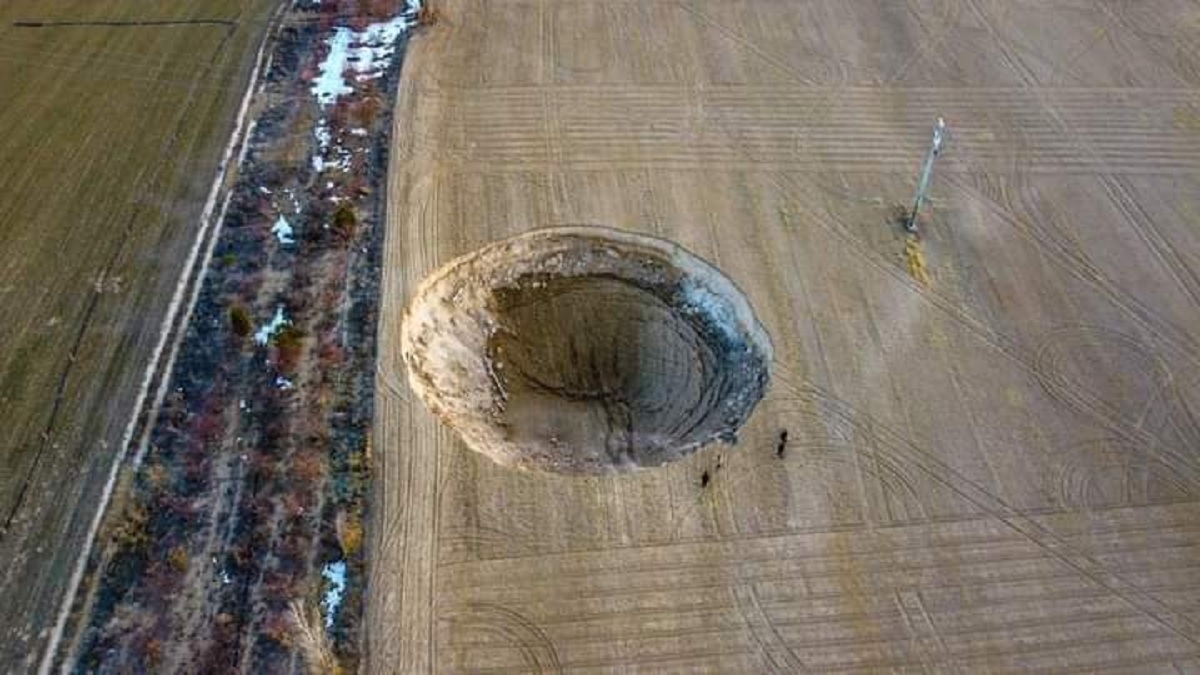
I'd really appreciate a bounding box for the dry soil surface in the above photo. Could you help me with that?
[372,0,1200,672]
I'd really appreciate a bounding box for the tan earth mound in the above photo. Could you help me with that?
[401,226,772,473]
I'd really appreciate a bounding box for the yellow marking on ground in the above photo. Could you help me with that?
[905,236,931,286]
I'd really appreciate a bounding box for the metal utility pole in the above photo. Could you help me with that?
[907,117,947,233]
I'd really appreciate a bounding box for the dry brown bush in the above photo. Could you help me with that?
[338,510,364,557]
[167,545,189,573]
[229,304,253,338]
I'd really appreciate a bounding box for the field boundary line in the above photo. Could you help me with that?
[37,5,284,672]
[13,19,237,29]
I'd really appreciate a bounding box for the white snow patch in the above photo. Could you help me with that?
[312,30,353,106]
[347,15,411,78]
[271,215,295,244]
[254,305,289,346]
[311,9,417,108]
[350,127,368,136]
[310,3,420,171]
[258,186,272,195]
[312,118,355,173]
[314,119,331,149]
[682,282,739,342]
[321,560,347,630]
[275,376,295,390]
[312,119,332,171]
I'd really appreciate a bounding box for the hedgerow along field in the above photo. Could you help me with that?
[0,0,274,667]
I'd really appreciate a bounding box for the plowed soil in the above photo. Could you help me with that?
[372,1,1200,671]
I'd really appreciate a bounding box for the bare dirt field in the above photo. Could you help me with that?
[0,1,273,668]
[373,0,1200,672]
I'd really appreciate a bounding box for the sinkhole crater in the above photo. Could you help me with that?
[401,226,772,474]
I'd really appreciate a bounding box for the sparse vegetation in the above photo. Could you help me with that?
[67,0,412,670]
